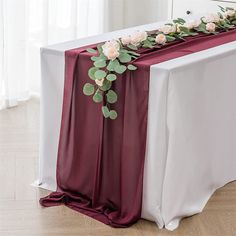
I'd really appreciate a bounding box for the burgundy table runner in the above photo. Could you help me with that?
[40,29,236,227]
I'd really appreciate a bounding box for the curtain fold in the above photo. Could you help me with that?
[0,0,167,110]
[0,0,105,109]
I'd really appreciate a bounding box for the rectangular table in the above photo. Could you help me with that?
[37,22,236,230]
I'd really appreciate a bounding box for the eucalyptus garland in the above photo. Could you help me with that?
[83,6,236,120]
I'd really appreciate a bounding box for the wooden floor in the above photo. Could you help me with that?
[0,99,236,236]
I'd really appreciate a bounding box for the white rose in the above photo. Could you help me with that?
[102,40,120,60]
[203,13,220,23]
[121,36,131,45]
[225,9,236,18]
[95,78,104,87]
[130,31,148,46]
[206,22,216,32]
[158,25,176,34]
[155,34,167,45]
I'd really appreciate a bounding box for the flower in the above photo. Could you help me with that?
[184,19,201,29]
[130,31,148,46]
[155,34,167,45]
[158,25,176,34]
[206,22,216,32]
[102,40,120,60]
[203,13,220,23]
[95,78,104,87]
[121,36,131,45]
[225,9,236,18]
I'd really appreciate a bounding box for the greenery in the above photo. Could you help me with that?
[83,6,236,119]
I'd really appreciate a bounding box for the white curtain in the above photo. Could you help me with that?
[0,0,168,110]
[0,0,105,109]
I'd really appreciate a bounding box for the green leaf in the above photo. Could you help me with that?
[106,90,117,104]
[148,36,156,42]
[87,48,97,54]
[142,39,154,48]
[118,53,132,63]
[127,51,140,57]
[114,65,127,74]
[127,64,137,71]
[127,44,138,50]
[97,44,103,54]
[94,70,107,79]
[166,35,176,42]
[179,26,190,34]
[109,110,118,120]
[107,59,120,71]
[173,18,186,24]
[106,74,117,81]
[91,56,100,62]
[100,79,112,91]
[102,106,110,118]
[88,67,98,80]
[83,83,95,96]
[93,89,103,103]
[94,60,106,68]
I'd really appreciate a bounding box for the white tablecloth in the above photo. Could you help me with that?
[37,22,236,230]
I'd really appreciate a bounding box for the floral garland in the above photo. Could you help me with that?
[83,6,236,120]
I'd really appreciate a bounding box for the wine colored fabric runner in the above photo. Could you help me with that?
[40,29,236,227]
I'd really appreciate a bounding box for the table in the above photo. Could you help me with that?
[37,22,236,230]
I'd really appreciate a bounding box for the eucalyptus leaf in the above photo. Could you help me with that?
[166,35,176,42]
[109,110,118,120]
[83,83,95,96]
[102,106,110,118]
[106,74,117,81]
[100,80,112,91]
[127,64,137,71]
[127,51,140,56]
[93,89,103,103]
[127,44,138,50]
[91,56,100,62]
[114,65,127,74]
[88,67,98,80]
[94,70,107,79]
[106,90,118,104]
[87,48,97,54]
[179,26,190,34]
[118,53,132,63]
[107,59,120,71]
[97,44,103,53]
[94,60,106,68]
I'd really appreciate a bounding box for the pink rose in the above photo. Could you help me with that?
[206,22,216,32]
[184,19,201,29]
[102,40,120,60]
[203,13,220,23]
[158,25,176,34]
[121,36,131,45]
[130,31,148,46]
[155,34,167,45]
[95,78,104,87]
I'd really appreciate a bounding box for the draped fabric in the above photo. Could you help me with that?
[0,0,105,110]
[0,0,166,110]
[40,29,236,227]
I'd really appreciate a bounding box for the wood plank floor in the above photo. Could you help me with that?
[0,99,235,236]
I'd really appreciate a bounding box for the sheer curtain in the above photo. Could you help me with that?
[0,0,105,109]
[0,0,167,110]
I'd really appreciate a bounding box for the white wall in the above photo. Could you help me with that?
[105,0,170,31]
